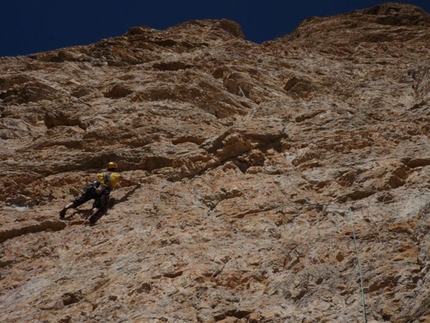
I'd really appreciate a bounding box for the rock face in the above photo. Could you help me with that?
[1,2,430,322]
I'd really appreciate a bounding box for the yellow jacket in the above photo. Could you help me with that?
[97,172,122,189]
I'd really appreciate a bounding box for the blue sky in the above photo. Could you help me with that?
[1,0,429,57]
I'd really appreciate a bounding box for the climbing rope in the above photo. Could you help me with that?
[1,196,378,322]
[347,208,367,323]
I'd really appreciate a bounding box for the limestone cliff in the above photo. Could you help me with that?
[1,3,430,322]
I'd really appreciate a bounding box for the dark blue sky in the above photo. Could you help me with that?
[1,0,429,57]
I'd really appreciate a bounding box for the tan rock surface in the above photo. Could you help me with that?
[1,2,430,322]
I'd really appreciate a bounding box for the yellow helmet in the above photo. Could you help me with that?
[106,162,118,171]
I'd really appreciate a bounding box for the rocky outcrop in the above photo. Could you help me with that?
[1,3,430,322]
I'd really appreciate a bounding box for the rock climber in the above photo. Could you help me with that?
[59,162,140,225]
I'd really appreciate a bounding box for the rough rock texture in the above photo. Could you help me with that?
[1,2,430,322]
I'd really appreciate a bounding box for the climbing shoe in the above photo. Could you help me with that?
[89,213,98,225]
[89,209,103,225]
[59,209,66,220]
